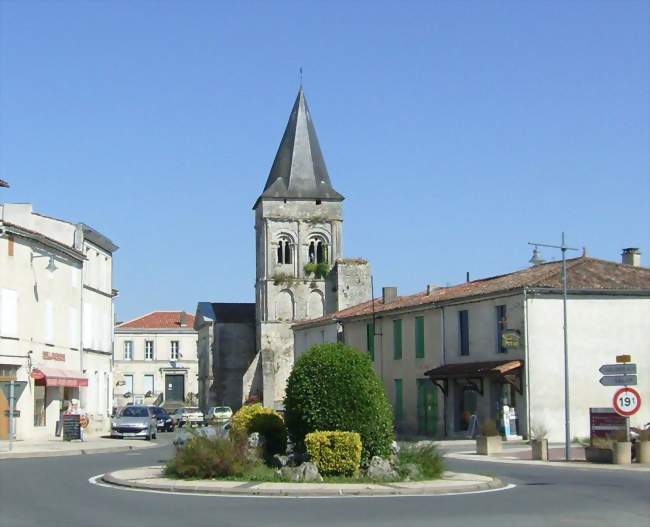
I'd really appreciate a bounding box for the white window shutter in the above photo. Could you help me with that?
[0,289,18,337]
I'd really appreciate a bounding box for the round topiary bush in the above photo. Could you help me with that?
[284,342,394,464]
[231,403,287,458]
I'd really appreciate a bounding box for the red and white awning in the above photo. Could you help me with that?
[31,367,88,387]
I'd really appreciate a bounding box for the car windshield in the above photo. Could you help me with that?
[215,407,230,412]
[151,407,166,416]
[186,408,199,413]
[120,407,149,418]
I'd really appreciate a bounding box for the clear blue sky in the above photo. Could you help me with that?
[1,1,648,321]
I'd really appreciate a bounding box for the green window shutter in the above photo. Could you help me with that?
[393,319,402,359]
[415,316,425,358]
[394,379,403,422]
[366,322,375,360]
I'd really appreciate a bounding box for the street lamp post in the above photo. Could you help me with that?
[528,233,579,461]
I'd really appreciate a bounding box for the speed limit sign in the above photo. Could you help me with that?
[612,387,642,417]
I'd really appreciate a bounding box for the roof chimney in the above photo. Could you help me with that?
[426,284,438,295]
[621,248,641,267]
[382,287,398,304]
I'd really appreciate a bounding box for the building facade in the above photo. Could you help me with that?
[114,311,198,411]
[294,253,650,442]
[0,203,117,440]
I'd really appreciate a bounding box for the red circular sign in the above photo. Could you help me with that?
[612,387,642,417]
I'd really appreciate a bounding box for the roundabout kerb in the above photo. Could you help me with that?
[94,466,511,498]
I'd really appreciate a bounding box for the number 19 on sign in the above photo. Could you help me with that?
[613,387,641,417]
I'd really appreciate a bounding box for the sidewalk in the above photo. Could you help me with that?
[0,436,158,460]
[100,466,506,497]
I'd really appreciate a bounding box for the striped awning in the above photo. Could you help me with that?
[31,368,88,387]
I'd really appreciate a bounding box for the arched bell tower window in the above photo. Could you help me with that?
[277,236,292,265]
[308,237,328,264]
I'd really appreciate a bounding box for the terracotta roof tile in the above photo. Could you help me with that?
[294,257,650,327]
[116,311,196,330]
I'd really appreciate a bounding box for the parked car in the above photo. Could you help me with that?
[149,406,175,432]
[111,405,157,440]
[172,407,204,427]
[204,406,233,424]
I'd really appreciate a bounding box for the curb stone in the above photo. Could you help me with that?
[100,467,506,497]
[0,443,158,460]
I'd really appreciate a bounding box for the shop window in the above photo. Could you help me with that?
[34,385,46,427]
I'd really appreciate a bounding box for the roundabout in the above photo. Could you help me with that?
[93,465,510,498]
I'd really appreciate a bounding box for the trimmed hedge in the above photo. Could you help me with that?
[284,343,395,464]
[231,403,287,458]
[305,431,362,476]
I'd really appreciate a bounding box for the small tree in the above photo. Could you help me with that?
[284,342,394,464]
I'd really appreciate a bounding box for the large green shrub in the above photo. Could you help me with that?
[305,431,362,476]
[231,403,287,458]
[284,342,394,464]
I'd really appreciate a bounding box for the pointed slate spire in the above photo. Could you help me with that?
[255,88,343,207]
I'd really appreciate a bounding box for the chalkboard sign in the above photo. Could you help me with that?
[62,414,81,441]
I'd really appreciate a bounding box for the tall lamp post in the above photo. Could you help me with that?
[528,233,579,461]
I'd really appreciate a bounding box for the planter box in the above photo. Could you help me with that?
[613,442,632,465]
[585,446,612,464]
[637,441,650,464]
[531,439,548,461]
[476,436,502,455]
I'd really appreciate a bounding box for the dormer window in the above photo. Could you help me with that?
[277,237,292,265]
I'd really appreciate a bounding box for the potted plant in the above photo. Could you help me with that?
[530,423,549,461]
[636,429,650,463]
[476,419,502,455]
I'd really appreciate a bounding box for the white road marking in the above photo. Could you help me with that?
[88,474,516,499]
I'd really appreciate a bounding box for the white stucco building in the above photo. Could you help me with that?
[114,311,198,411]
[0,203,118,440]
[293,251,650,442]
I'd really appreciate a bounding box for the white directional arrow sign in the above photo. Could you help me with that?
[599,374,637,387]
[599,363,637,376]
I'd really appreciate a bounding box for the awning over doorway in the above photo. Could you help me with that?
[31,368,88,387]
[424,360,523,396]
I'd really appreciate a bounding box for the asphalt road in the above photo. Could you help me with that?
[0,435,648,527]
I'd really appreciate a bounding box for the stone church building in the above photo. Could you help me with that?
[196,88,372,411]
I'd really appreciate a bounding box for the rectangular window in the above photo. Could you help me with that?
[34,385,46,427]
[170,341,179,361]
[496,305,507,354]
[394,379,403,422]
[393,319,402,360]
[415,316,425,358]
[0,288,18,338]
[123,374,133,395]
[145,340,154,360]
[459,310,469,356]
[144,374,154,396]
[124,341,133,360]
[366,323,375,360]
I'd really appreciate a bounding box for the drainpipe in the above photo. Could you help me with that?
[441,306,447,437]
[79,242,85,405]
[523,288,531,440]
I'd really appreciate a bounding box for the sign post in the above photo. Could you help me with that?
[599,355,641,445]
[0,381,27,452]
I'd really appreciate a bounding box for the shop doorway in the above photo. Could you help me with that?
[165,374,185,403]
[457,385,478,432]
[417,379,437,436]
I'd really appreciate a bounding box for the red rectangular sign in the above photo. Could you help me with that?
[589,407,626,439]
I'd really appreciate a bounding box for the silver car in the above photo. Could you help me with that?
[111,405,157,440]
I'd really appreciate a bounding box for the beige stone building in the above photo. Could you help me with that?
[114,311,198,411]
[294,252,650,442]
[0,203,118,440]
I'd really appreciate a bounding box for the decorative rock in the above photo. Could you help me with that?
[271,454,289,468]
[367,456,398,481]
[247,432,265,450]
[390,440,401,456]
[288,451,310,466]
[280,466,302,482]
[300,462,323,482]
